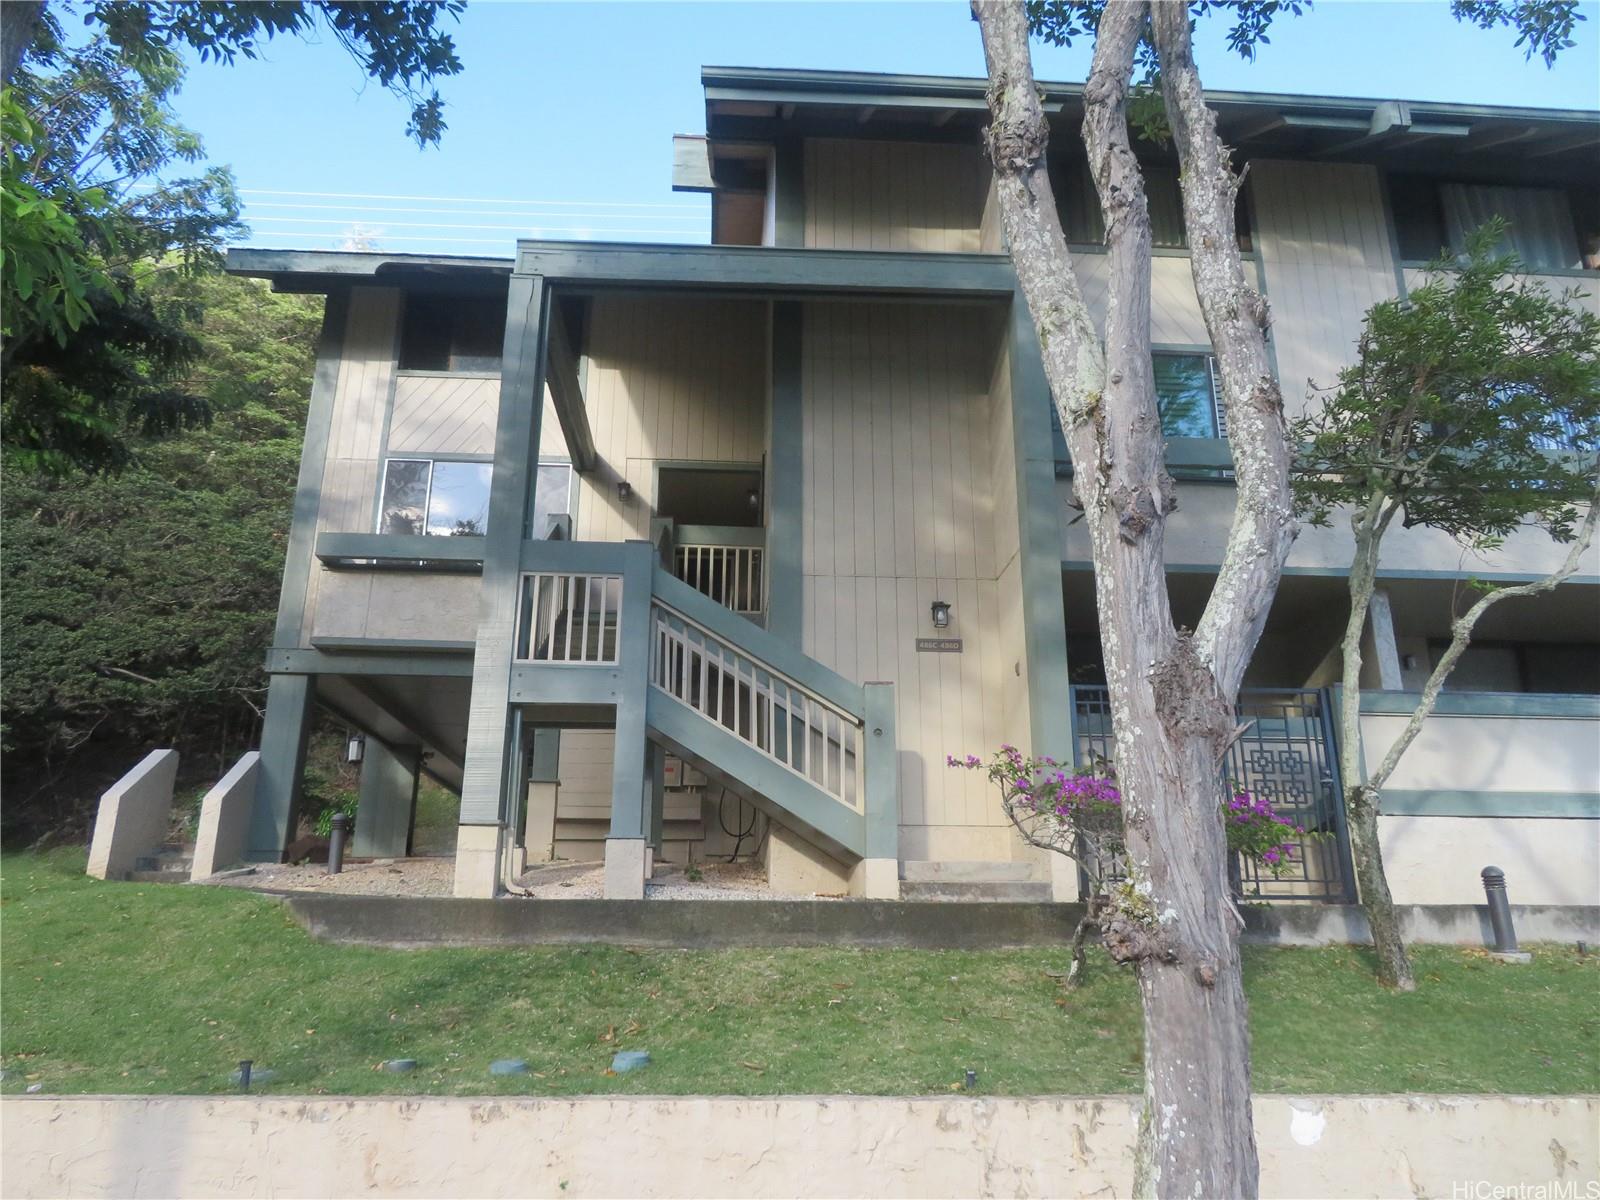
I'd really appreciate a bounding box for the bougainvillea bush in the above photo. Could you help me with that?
[949,746,1309,884]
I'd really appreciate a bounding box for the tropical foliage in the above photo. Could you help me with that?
[0,270,322,840]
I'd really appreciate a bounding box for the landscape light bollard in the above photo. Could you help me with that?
[238,1060,252,1092]
[328,813,350,876]
[1480,866,1531,964]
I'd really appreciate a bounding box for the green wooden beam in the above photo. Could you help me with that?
[514,242,1015,296]
[268,647,474,677]
[315,531,485,565]
[248,674,315,861]
[766,301,803,645]
[273,291,351,647]
[309,637,476,655]
[456,273,548,827]
[547,298,599,472]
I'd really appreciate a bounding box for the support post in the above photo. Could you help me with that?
[766,302,804,645]
[604,541,656,899]
[646,739,665,857]
[855,682,900,899]
[249,674,316,861]
[352,739,420,859]
[522,729,561,866]
[453,273,548,898]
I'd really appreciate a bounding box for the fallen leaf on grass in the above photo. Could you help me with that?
[598,1025,616,1044]
[943,1016,961,1024]
[740,1061,766,1072]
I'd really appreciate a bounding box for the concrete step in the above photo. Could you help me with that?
[899,880,1052,903]
[134,855,194,873]
[900,860,1038,884]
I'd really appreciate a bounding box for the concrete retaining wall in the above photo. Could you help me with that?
[2,1094,1593,1199]
[272,890,1600,951]
[190,752,260,879]
[85,749,178,880]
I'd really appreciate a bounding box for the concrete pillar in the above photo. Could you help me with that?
[604,837,648,899]
[249,674,315,862]
[1364,589,1405,691]
[352,739,420,859]
[453,824,503,898]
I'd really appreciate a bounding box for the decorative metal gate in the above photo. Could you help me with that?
[1068,685,1357,903]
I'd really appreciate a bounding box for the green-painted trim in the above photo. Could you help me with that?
[508,664,626,705]
[521,538,633,574]
[1058,559,1600,587]
[1401,260,1599,281]
[452,273,547,827]
[862,682,899,860]
[700,65,1600,126]
[514,241,1015,296]
[352,737,421,858]
[546,299,599,472]
[249,674,316,861]
[652,566,866,715]
[675,524,765,547]
[268,647,474,678]
[766,303,803,645]
[774,137,805,248]
[1382,789,1599,818]
[1359,689,1600,719]
[316,532,486,565]
[607,541,657,840]
[272,291,350,647]
[646,739,665,851]
[1006,293,1075,768]
[309,637,475,655]
[1165,437,1234,468]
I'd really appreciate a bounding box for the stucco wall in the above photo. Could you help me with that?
[3,1094,1593,1200]
[1381,815,1599,906]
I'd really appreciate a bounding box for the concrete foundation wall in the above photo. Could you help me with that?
[85,750,179,880]
[3,1094,1594,1199]
[190,752,260,879]
[1382,814,1600,907]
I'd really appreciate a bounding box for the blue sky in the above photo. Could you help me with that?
[163,1,1600,256]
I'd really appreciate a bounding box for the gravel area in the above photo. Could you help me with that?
[205,857,455,897]
[513,859,846,901]
[204,856,844,901]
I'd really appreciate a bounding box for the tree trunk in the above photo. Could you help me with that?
[974,2,1287,1195]
[1,0,44,87]
[1346,783,1413,986]
[1335,507,1416,990]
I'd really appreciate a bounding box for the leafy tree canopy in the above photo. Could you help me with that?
[1,268,322,835]
[1293,222,1600,549]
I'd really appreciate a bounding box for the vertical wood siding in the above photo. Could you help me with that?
[573,294,767,542]
[1253,160,1403,420]
[1071,253,1209,346]
[298,287,401,642]
[555,294,768,833]
[804,139,989,253]
[800,302,1013,860]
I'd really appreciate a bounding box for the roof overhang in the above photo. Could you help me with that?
[226,248,513,294]
[700,65,1600,185]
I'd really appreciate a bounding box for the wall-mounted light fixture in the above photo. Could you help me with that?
[747,487,761,512]
[616,480,633,502]
[345,731,365,764]
[930,599,952,630]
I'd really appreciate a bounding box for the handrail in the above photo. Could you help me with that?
[651,565,865,717]
[650,599,865,813]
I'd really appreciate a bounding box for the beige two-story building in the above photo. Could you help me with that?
[226,67,1600,907]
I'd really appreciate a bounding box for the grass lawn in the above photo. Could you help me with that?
[3,849,1596,1098]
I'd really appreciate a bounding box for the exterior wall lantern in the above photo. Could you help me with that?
[345,731,365,764]
[930,599,952,629]
[617,480,634,502]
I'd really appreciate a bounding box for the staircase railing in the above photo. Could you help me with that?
[651,600,862,811]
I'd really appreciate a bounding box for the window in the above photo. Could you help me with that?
[532,462,573,538]
[1391,177,1588,271]
[399,293,506,373]
[379,459,492,537]
[1154,353,1224,439]
[379,459,573,538]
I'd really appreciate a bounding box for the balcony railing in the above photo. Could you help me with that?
[515,572,622,664]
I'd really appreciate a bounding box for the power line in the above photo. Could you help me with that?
[245,201,704,222]
[237,187,702,210]
[249,215,700,235]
